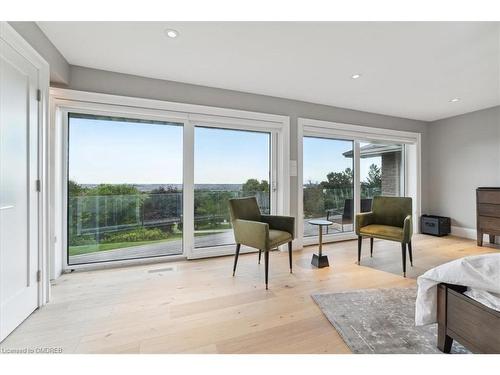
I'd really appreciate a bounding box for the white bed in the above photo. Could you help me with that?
[415,253,500,326]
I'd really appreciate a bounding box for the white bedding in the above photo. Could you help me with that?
[415,253,500,326]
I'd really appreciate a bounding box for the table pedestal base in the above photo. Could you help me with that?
[311,254,329,268]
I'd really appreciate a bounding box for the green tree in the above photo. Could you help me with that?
[259,180,269,192]
[143,185,182,230]
[150,185,179,194]
[303,181,325,217]
[87,184,140,196]
[364,163,381,188]
[242,179,269,193]
[320,168,353,189]
[68,180,87,196]
[242,179,260,193]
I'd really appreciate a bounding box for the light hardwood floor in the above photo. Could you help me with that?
[1,234,497,354]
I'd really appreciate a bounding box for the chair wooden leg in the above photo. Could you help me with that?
[370,237,374,257]
[288,241,293,273]
[357,236,362,265]
[408,241,413,266]
[264,250,269,290]
[233,243,241,276]
[401,242,407,277]
[258,249,262,264]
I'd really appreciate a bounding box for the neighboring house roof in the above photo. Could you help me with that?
[343,143,402,158]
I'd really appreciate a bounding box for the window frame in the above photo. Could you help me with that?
[65,112,186,266]
[51,89,290,272]
[297,118,421,249]
[187,117,282,259]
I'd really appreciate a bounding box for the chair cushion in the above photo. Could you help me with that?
[359,224,404,242]
[268,229,292,248]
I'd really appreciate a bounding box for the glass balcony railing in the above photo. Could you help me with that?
[67,192,183,264]
[303,186,381,236]
[194,190,269,248]
[67,190,269,264]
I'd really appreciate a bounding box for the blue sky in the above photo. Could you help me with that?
[69,117,379,185]
[195,127,270,183]
[303,137,380,184]
[69,117,184,184]
[69,117,269,184]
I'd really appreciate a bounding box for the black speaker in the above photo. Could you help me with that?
[421,215,451,236]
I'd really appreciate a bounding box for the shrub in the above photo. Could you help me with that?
[70,234,96,246]
[102,228,168,243]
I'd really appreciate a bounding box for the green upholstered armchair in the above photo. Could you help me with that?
[229,197,295,289]
[355,196,413,277]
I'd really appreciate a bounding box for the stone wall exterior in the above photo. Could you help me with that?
[381,151,402,196]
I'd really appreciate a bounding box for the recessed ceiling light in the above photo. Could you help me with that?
[165,29,179,39]
[351,74,361,79]
[450,98,460,103]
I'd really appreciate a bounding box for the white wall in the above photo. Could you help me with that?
[426,106,500,235]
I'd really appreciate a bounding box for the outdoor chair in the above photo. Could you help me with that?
[326,198,372,233]
[228,197,295,289]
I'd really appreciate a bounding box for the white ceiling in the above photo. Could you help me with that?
[38,22,500,121]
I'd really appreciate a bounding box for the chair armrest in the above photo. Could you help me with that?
[355,212,374,235]
[260,214,295,238]
[403,215,413,243]
[232,219,269,250]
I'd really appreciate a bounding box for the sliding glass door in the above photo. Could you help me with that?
[302,133,406,243]
[303,137,354,236]
[67,114,183,265]
[192,126,272,254]
[64,107,284,267]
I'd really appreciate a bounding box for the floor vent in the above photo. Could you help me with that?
[148,267,174,273]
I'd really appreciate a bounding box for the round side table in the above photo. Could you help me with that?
[308,219,333,268]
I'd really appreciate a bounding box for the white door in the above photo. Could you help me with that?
[0,38,40,342]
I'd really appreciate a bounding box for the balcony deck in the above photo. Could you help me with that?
[69,219,352,265]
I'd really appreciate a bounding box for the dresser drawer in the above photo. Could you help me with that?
[477,203,500,217]
[478,216,500,232]
[477,190,500,204]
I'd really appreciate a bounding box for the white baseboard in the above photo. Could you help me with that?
[292,238,302,251]
[450,225,500,244]
[450,225,477,240]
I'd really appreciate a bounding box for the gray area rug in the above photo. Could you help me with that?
[312,287,469,354]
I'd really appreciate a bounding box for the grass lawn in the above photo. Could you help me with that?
[69,231,220,256]
[69,239,172,256]
[195,222,232,231]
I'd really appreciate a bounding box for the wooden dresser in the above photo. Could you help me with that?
[476,187,500,246]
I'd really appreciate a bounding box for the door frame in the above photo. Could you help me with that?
[185,115,285,260]
[297,117,421,249]
[50,88,290,273]
[0,23,50,309]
